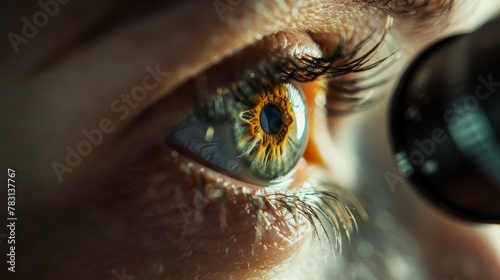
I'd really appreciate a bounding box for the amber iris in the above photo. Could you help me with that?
[234,84,306,182]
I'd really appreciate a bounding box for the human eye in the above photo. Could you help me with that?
[165,15,396,188]
[122,12,396,277]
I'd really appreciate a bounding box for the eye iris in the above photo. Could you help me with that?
[239,87,294,148]
[166,83,307,186]
[260,104,283,135]
[235,84,307,182]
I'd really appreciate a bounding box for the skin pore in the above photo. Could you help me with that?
[1,0,500,279]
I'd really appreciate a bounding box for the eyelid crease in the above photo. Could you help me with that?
[361,0,455,20]
[360,0,456,36]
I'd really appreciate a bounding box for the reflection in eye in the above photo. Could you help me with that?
[166,82,307,185]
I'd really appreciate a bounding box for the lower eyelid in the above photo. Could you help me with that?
[116,144,310,266]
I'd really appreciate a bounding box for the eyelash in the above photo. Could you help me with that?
[166,149,368,255]
[200,15,396,123]
[287,16,397,114]
[176,15,395,254]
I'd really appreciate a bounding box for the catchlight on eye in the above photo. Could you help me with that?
[166,83,308,187]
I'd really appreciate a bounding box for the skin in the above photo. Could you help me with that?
[1,0,500,279]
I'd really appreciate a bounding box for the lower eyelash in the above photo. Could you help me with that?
[253,184,367,257]
[164,146,367,257]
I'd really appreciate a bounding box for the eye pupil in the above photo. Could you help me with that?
[260,104,283,135]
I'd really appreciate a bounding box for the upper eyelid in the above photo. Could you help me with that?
[134,15,398,140]
[186,31,324,104]
[196,16,396,108]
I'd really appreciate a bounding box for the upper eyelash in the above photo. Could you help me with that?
[215,15,397,119]
[199,15,397,123]
[285,15,398,114]
[279,16,394,82]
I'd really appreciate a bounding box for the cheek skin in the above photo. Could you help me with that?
[23,143,313,280]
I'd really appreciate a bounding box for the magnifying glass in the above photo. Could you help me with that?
[390,14,500,223]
